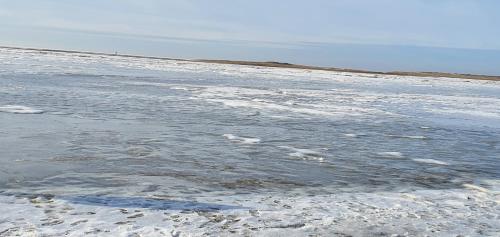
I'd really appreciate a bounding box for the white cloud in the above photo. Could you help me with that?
[0,0,499,50]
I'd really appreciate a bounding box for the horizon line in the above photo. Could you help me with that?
[1,45,499,81]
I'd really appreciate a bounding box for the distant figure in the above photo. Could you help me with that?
[114,51,118,55]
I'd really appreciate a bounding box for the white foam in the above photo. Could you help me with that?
[223,134,261,144]
[344,133,367,138]
[462,183,489,193]
[206,98,372,118]
[344,133,358,137]
[413,158,449,165]
[0,105,44,114]
[280,146,325,162]
[1,181,499,236]
[406,136,426,139]
[387,135,427,139]
[377,152,404,158]
[190,85,392,119]
[170,86,190,91]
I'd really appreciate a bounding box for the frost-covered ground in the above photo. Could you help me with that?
[0,48,499,236]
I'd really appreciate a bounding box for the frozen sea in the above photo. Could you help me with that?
[0,48,499,236]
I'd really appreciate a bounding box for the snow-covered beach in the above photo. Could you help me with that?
[1,48,499,236]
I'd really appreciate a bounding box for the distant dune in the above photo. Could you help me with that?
[2,45,499,81]
[198,60,500,81]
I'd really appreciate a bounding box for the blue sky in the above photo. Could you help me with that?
[1,0,499,75]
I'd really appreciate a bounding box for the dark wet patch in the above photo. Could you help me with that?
[41,219,64,226]
[270,223,306,229]
[220,178,307,190]
[115,220,135,225]
[142,185,160,193]
[61,195,245,211]
[49,156,100,162]
[222,179,264,189]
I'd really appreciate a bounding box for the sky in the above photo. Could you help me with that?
[1,0,500,75]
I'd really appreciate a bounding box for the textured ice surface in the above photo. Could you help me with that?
[0,48,499,236]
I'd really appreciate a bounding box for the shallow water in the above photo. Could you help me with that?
[1,48,500,197]
[1,48,500,236]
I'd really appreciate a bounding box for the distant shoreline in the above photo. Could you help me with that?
[2,45,499,81]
